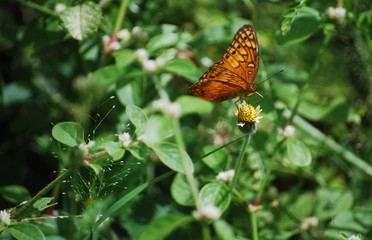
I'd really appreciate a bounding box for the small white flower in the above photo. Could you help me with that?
[153,98,169,110]
[166,102,181,118]
[300,216,318,230]
[200,57,214,67]
[118,132,132,147]
[102,35,110,44]
[137,134,147,143]
[55,3,66,13]
[152,99,181,118]
[136,48,149,63]
[109,41,121,51]
[193,205,221,221]
[117,29,131,42]
[348,235,361,240]
[142,59,158,73]
[79,141,95,156]
[327,7,347,22]
[132,26,148,40]
[279,125,295,137]
[216,169,235,182]
[0,210,11,225]
[248,203,261,212]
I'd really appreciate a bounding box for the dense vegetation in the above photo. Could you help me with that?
[1,0,371,239]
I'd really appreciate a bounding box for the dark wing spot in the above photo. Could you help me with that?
[231,50,236,54]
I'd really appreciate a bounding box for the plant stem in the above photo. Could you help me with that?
[230,134,251,191]
[12,167,75,219]
[113,0,130,35]
[255,139,284,203]
[172,118,200,209]
[17,0,57,16]
[250,209,258,240]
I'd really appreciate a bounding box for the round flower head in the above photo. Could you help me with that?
[236,102,262,133]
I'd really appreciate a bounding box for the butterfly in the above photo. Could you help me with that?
[188,24,259,102]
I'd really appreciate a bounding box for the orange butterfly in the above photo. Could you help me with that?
[189,24,259,102]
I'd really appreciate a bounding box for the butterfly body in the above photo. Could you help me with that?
[188,24,259,102]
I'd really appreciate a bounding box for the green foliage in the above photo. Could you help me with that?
[1,0,372,239]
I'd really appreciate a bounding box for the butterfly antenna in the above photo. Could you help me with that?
[257,69,284,86]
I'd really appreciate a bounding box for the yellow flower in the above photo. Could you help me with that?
[236,101,262,133]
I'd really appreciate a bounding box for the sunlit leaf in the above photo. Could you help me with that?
[171,173,194,206]
[286,138,312,167]
[199,182,230,213]
[59,2,102,41]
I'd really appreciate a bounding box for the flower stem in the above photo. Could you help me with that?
[17,0,57,16]
[230,134,251,191]
[172,118,200,209]
[113,0,130,35]
[250,209,259,240]
[11,167,75,219]
[255,139,284,203]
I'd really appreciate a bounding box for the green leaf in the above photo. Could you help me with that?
[152,142,194,174]
[315,188,354,221]
[89,65,126,85]
[127,144,147,160]
[126,105,148,135]
[277,7,321,45]
[52,122,84,147]
[286,138,312,167]
[199,182,230,213]
[113,49,137,67]
[33,197,54,211]
[0,185,30,204]
[116,71,144,106]
[171,173,194,206]
[138,214,194,240]
[59,2,102,41]
[93,171,175,235]
[142,115,174,146]
[3,83,32,105]
[299,97,349,123]
[176,96,213,116]
[328,211,370,235]
[213,220,238,240]
[7,223,45,240]
[147,33,179,51]
[201,145,227,171]
[164,59,201,82]
[104,141,125,160]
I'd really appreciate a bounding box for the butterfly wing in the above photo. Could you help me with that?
[189,24,259,102]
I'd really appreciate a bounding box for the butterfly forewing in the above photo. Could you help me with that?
[189,24,259,102]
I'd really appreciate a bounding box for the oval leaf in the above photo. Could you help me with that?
[59,2,102,41]
[126,105,148,135]
[104,141,125,160]
[165,59,201,82]
[8,223,45,240]
[277,7,321,45]
[147,33,179,51]
[199,182,231,213]
[52,122,84,147]
[176,96,213,117]
[152,142,194,174]
[171,173,194,206]
[286,138,312,167]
